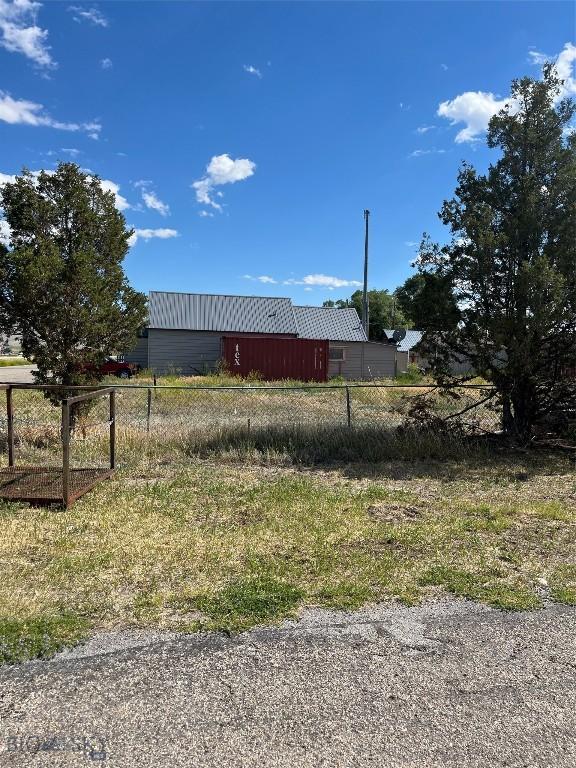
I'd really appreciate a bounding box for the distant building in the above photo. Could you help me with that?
[384,329,423,372]
[126,292,399,380]
[385,329,474,376]
[0,334,22,355]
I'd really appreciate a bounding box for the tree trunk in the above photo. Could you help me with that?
[502,393,513,436]
[510,382,536,444]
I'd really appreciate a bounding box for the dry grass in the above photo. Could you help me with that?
[0,441,574,659]
[0,379,570,662]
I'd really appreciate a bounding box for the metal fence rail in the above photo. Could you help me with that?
[0,382,501,471]
[0,386,116,507]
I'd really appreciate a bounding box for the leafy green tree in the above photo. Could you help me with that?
[323,288,410,339]
[0,163,147,389]
[393,274,426,326]
[417,65,576,441]
[394,271,460,331]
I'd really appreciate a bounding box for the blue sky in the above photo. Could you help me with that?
[0,1,574,303]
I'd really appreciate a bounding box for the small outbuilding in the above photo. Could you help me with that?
[385,328,475,376]
[126,291,399,380]
[384,329,424,373]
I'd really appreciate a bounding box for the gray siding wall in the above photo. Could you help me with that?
[148,329,223,375]
[417,353,474,376]
[395,350,409,374]
[134,331,398,380]
[329,341,396,380]
[124,336,149,369]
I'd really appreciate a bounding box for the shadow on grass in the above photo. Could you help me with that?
[182,424,572,480]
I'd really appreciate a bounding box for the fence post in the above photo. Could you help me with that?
[109,389,116,470]
[6,385,14,467]
[346,386,352,428]
[62,399,71,507]
[146,387,152,435]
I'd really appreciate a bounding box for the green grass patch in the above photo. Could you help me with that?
[549,565,576,605]
[0,614,88,664]
[418,565,541,610]
[458,503,513,533]
[0,357,29,366]
[529,501,573,522]
[184,576,304,632]
[313,582,374,610]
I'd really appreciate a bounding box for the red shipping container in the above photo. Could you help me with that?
[222,336,328,382]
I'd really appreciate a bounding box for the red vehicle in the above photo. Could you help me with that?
[99,357,140,379]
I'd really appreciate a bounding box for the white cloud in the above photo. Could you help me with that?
[0,90,102,138]
[243,64,262,78]
[133,182,170,216]
[128,228,178,247]
[142,191,169,216]
[68,5,108,27]
[0,171,16,186]
[134,180,169,216]
[284,274,362,289]
[98,179,130,211]
[439,43,576,143]
[243,274,277,284]
[84,122,101,140]
[242,272,361,290]
[409,148,446,157]
[530,44,576,96]
[100,57,112,69]
[551,42,576,98]
[0,0,54,68]
[0,218,10,246]
[415,125,435,134]
[404,240,418,247]
[528,49,549,67]
[437,91,511,143]
[61,147,80,157]
[192,153,256,212]
[198,210,214,218]
[0,169,14,245]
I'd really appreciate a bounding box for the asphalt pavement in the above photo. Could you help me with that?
[0,366,36,384]
[1,598,575,767]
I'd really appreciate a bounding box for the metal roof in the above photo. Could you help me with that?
[293,305,367,342]
[384,329,423,352]
[148,291,369,341]
[148,292,298,335]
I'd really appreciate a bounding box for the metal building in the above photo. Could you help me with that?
[126,292,398,380]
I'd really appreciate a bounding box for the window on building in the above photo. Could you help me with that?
[329,347,346,361]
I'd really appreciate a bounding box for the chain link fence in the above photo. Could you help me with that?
[0,382,500,468]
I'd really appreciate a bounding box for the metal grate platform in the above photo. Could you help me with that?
[0,466,113,506]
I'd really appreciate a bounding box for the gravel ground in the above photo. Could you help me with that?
[1,598,575,767]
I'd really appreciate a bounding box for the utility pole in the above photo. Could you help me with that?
[362,209,370,339]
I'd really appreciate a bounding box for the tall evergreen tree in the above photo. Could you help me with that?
[0,163,147,388]
[417,65,576,441]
